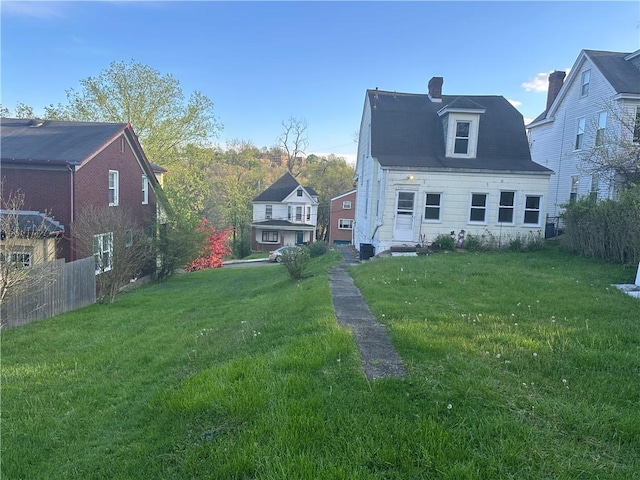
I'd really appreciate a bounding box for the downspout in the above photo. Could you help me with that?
[370,168,387,249]
[67,163,75,261]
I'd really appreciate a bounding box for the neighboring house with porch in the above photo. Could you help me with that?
[251,172,319,251]
[0,118,162,271]
[328,189,356,245]
[353,78,552,256]
[527,49,640,221]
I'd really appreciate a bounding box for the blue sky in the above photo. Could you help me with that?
[1,1,638,164]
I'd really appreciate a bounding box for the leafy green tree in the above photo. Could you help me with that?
[45,60,221,164]
[300,154,355,241]
[210,140,272,257]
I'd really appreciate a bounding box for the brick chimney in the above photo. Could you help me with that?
[428,76,443,102]
[546,70,566,111]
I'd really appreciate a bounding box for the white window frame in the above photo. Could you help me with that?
[454,120,470,155]
[633,108,640,143]
[306,206,311,221]
[468,193,488,224]
[295,206,302,222]
[570,175,580,203]
[498,191,516,225]
[424,192,442,222]
[142,175,149,205]
[7,251,32,268]
[580,70,590,97]
[296,188,303,197]
[595,112,607,146]
[109,170,119,206]
[342,200,352,210]
[94,232,113,274]
[575,117,585,151]
[338,219,353,230]
[523,195,542,226]
[265,204,272,220]
[261,230,278,243]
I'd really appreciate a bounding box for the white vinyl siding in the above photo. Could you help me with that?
[527,53,624,216]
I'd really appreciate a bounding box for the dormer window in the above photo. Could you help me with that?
[438,100,485,159]
[454,121,470,154]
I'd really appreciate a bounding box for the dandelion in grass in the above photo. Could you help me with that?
[496,353,501,359]
[533,352,538,357]
[447,403,453,410]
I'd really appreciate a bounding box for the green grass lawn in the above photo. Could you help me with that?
[2,245,639,479]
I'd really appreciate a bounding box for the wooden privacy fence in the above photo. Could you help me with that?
[1,257,96,329]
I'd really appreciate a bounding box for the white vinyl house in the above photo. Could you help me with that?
[251,172,319,251]
[527,49,640,221]
[353,77,552,256]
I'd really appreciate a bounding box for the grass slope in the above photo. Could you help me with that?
[2,246,638,479]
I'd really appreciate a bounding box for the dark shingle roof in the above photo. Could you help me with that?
[253,172,317,202]
[584,50,640,95]
[0,210,65,237]
[368,90,549,173]
[1,117,127,164]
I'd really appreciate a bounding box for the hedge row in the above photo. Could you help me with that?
[561,186,640,266]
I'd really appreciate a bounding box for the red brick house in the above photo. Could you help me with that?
[1,118,162,266]
[329,189,356,245]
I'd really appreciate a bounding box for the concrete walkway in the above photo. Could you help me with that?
[329,246,406,380]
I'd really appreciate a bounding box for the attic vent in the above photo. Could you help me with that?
[28,118,45,127]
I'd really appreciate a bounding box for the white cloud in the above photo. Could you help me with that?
[507,98,522,108]
[522,69,571,93]
[309,151,357,166]
[1,1,66,18]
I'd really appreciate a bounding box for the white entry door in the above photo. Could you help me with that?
[393,191,416,242]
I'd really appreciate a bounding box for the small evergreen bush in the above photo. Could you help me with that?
[308,241,329,258]
[432,234,455,251]
[463,234,484,252]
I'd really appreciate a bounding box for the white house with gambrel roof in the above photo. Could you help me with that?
[251,172,319,251]
[527,49,640,220]
[354,77,553,256]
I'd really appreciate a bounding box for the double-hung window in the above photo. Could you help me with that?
[109,170,119,206]
[633,109,640,143]
[523,196,542,226]
[580,70,590,97]
[265,205,272,219]
[454,121,470,155]
[142,175,149,204]
[338,219,353,229]
[595,112,607,146]
[7,251,31,268]
[575,118,585,150]
[295,206,302,221]
[94,232,113,274]
[570,176,580,203]
[498,191,515,224]
[424,193,442,222]
[469,193,488,223]
[342,200,351,210]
